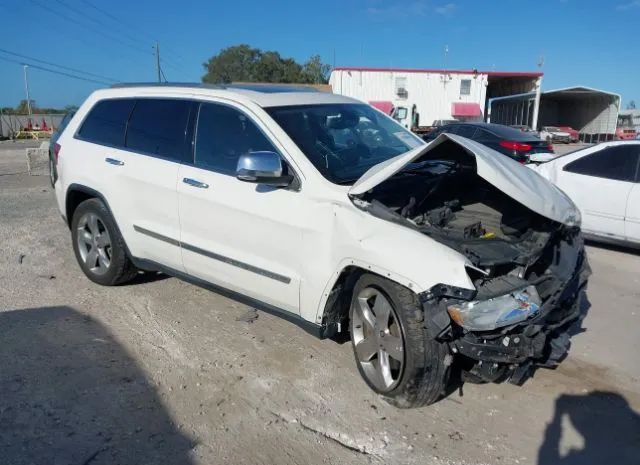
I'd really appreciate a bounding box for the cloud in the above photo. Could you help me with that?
[616,0,640,10]
[435,2,457,16]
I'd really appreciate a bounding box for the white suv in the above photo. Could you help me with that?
[53,84,589,407]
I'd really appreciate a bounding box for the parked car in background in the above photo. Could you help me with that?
[52,83,588,407]
[48,110,76,187]
[558,126,579,142]
[616,127,637,140]
[432,119,458,127]
[424,122,553,162]
[539,127,571,144]
[616,114,637,140]
[510,124,536,134]
[533,141,640,247]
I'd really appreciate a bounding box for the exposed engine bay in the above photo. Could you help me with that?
[350,139,590,385]
[352,137,565,274]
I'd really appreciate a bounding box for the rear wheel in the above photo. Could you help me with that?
[349,274,450,408]
[48,154,56,187]
[71,198,138,286]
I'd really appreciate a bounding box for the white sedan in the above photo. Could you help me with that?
[532,141,640,247]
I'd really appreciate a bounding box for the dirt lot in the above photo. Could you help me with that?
[1,140,639,465]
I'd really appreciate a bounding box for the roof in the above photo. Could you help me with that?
[104,82,356,107]
[441,122,541,140]
[332,66,543,78]
[541,86,621,100]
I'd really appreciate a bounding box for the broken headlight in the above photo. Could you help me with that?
[446,285,542,331]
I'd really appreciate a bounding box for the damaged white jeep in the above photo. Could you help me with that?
[54,85,589,408]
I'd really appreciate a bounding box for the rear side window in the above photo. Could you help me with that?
[194,103,277,174]
[77,99,135,147]
[125,99,191,161]
[56,112,75,134]
[474,128,498,141]
[564,145,640,182]
[456,125,476,138]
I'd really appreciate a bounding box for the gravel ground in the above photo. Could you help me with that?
[1,140,639,465]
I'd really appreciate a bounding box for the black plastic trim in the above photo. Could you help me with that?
[130,257,327,338]
[133,225,292,284]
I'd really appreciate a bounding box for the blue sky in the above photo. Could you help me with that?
[0,0,638,108]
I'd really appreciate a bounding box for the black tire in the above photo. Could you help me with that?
[71,198,138,286]
[48,153,57,187]
[349,273,450,408]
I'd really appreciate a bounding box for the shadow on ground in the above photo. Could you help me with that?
[0,306,195,465]
[538,391,640,465]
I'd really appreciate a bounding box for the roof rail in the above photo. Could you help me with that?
[110,82,225,89]
[109,82,321,93]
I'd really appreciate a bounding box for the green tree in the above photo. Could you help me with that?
[627,100,636,110]
[202,45,329,84]
[301,55,331,84]
[15,99,36,114]
[202,44,261,84]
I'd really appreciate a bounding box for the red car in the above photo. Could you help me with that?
[558,126,579,142]
[616,127,637,140]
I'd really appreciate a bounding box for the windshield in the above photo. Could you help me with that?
[266,103,422,184]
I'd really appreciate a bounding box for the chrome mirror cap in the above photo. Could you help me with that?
[236,151,292,187]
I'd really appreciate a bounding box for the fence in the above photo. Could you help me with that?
[0,113,66,138]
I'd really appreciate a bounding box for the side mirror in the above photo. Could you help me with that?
[236,151,293,187]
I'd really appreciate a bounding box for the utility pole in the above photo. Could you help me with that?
[155,41,161,83]
[23,65,32,116]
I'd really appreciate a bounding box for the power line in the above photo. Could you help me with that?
[53,0,165,62]
[0,0,151,72]
[0,55,113,86]
[52,0,189,79]
[80,0,186,66]
[0,47,119,83]
[30,0,154,58]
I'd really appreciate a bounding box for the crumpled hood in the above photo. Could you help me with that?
[349,133,581,226]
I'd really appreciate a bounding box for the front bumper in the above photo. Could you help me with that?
[455,246,590,384]
[422,233,591,385]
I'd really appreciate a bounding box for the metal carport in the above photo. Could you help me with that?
[489,86,621,142]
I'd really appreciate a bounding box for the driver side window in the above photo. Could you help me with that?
[194,103,278,174]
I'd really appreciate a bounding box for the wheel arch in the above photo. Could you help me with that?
[316,260,423,338]
[65,184,120,229]
[65,184,135,260]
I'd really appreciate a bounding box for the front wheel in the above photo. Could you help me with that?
[349,274,450,408]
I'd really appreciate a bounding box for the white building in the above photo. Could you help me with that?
[329,67,542,129]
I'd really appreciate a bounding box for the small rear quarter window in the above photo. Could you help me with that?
[77,99,135,147]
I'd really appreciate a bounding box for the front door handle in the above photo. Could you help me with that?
[182,178,209,189]
[105,157,124,166]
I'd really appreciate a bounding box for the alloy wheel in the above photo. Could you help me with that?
[76,212,112,276]
[351,287,405,392]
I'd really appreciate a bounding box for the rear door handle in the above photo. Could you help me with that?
[182,178,209,189]
[105,157,124,166]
